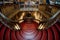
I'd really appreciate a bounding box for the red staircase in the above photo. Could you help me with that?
[0,21,60,40]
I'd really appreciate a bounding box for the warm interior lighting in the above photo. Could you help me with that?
[18,12,25,23]
[14,24,20,30]
[33,12,42,21]
[38,24,45,30]
[32,12,42,23]
[18,12,25,20]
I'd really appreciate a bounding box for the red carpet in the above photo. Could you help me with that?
[0,21,60,40]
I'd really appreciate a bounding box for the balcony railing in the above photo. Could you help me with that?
[19,3,39,11]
